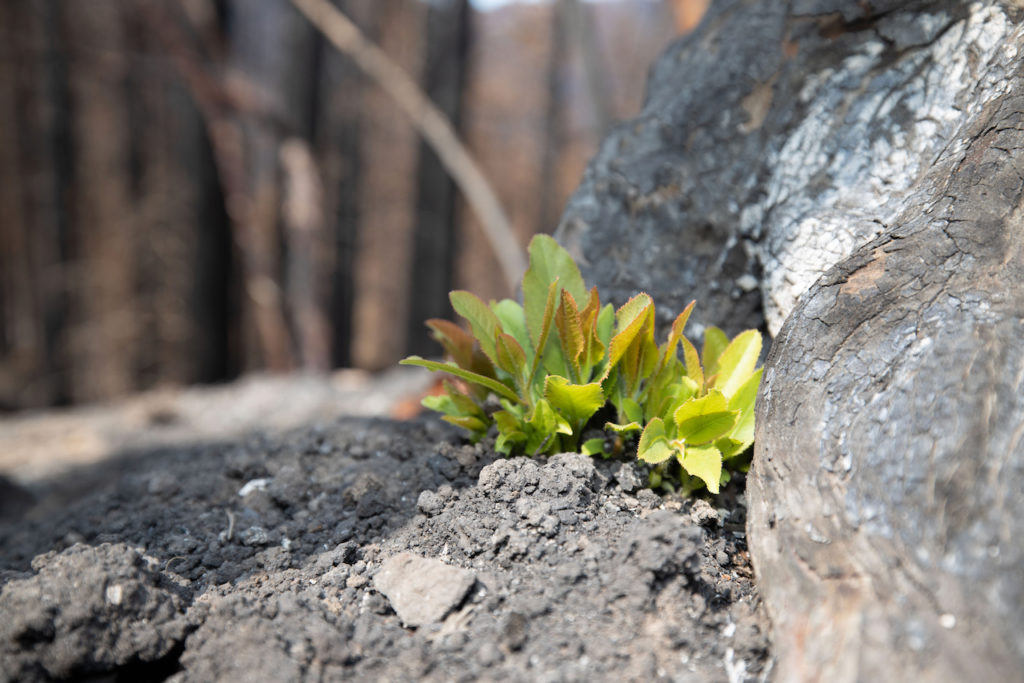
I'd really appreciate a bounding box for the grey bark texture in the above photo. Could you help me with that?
[556,1,1024,680]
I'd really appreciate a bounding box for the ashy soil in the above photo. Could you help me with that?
[0,409,772,682]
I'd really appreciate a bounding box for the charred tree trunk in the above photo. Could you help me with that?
[0,0,73,410]
[557,0,1024,679]
[0,0,235,410]
[537,0,568,237]
[404,0,470,358]
[0,0,470,407]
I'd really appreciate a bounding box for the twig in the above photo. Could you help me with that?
[290,0,526,291]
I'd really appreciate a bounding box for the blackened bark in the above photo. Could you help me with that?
[0,0,74,409]
[557,0,1024,679]
[405,0,470,358]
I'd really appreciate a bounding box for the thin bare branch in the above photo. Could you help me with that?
[290,0,526,292]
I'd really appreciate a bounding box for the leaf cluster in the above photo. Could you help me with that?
[400,235,762,494]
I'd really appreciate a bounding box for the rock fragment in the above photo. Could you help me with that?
[373,552,475,627]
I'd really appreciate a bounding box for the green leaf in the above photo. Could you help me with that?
[441,415,489,434]
[604,293,654,384]
[577,287,605,372]
[543,376,605,430]
[680,335,704,389]
[639,440,674,465]
[637,417,674,464]
[596,303,615,348]
[680,445,723,494]
[650,376,699,422]
[713,330,762,399]
[493,409,525,434]
[674,390,739,443]
[581,438,608,457]
[528,279,560,384]
[527,398,572,454]
[421,382,481,419]
[727,367,762,451]
[424,320,496,398]
[400,356,520,403]
[425,319,475,368]
[676,411,738,444]
[522,235,587,349]
[607,294,653,366]
[605,421,642,435]
[541,340,571,379]
[554,288,585,379]
[450,290,502,364]
[491,299,531,356]
[495,430,524,455]
[620,397,644,424]
[715,437,745,459]
[656,300,695,375]
[674,389,728,423]
[702,326,729,377]
[495,332,528,389]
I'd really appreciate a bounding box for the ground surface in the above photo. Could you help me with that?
[0,376,771,682]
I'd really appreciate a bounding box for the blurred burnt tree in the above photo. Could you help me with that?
[0,0,471,410]
[0,0,684,412]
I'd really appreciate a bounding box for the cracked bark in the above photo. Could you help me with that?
[556,0,1024,679]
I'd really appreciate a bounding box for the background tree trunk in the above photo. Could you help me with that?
[0,0,680,411]
[405,0,470,358]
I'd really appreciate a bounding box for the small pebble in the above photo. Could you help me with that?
[417,490,444,517]
[478,641,503,666]
[690,499,720,527]
[500,612,529,651]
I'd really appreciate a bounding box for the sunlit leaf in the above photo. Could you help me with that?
[554,289,585,378]
[605,421,642,435]
[491,299,531,357]
[676,411,738,444]
[578,287,606,376]
[715,437,744,459]
[441,415,489,433]
[450,290,501,365]
[657,300,695,375]
[421,381,481,418]
[680,445,723,494]
[604,293,654,385]
[674,389,727,423]
[544,376,605,430]
[528,279,559,384]
[650,376,699,422]
[713,330,762,399]
[596,303,615,348]
[522,235,587,349]
[674,389,739,443]
[726,367,762,451]
[638,417,674,464]
[680,336,704,389]
[495,332,529,391]
[702,326,729,377]
[400,356,519,403]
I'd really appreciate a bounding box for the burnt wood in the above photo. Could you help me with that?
[558,1,1024,679]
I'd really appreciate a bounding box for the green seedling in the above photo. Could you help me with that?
[400,234,762,494]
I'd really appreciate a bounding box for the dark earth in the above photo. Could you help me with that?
[0,380,772,682]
